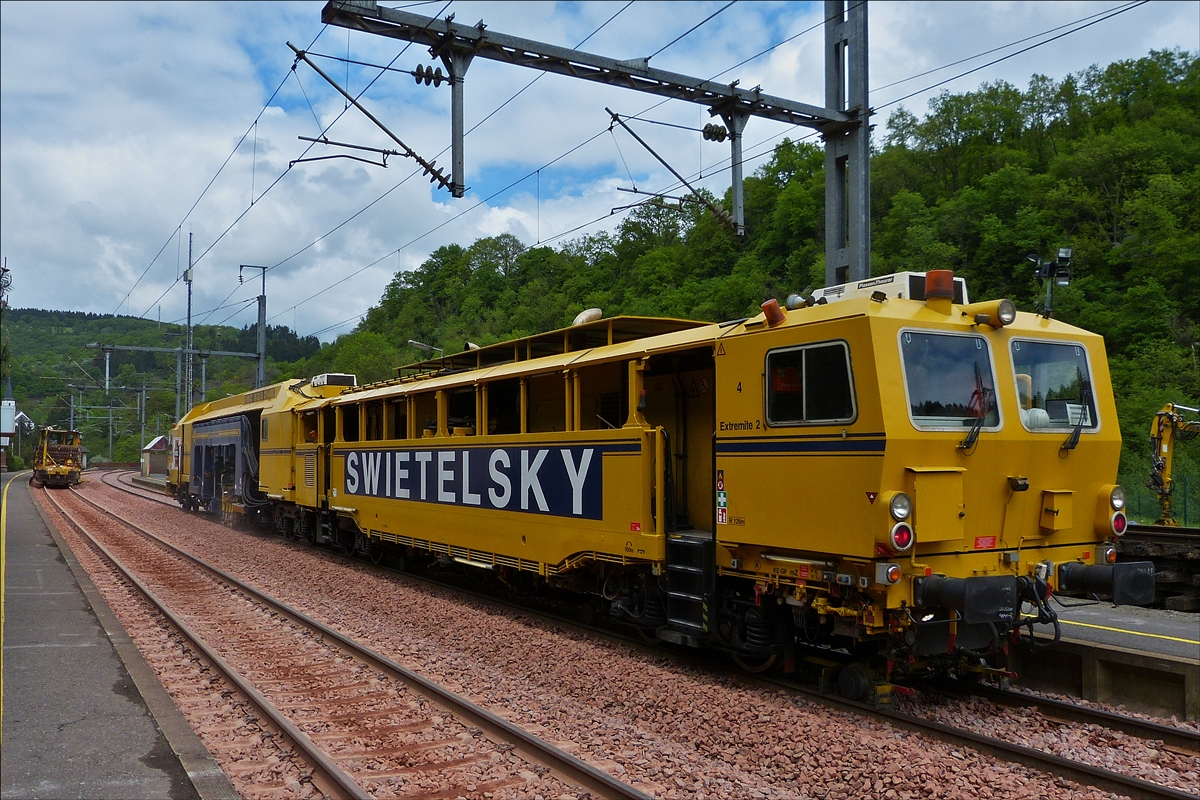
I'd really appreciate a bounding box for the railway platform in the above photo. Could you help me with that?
[1014,599,1200,721]
[130,473,167,492]
[1,472,234,800]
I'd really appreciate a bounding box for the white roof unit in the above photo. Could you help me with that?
[812,271,969,305]
[310,373,357,388]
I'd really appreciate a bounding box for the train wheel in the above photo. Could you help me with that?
[837,662,872,702]
[732,652,778,673]
[368,541,385,565]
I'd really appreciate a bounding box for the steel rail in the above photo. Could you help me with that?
[63,485,653,800]
[97,481,1195,799]
[928,678,1200,753]
[42,486,370,800]
[746,671,1197,800]
[102,470,176,506]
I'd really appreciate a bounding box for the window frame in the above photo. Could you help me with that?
[764,338,857,428]
[898,328,1004,433]
[1009,337,1102,434]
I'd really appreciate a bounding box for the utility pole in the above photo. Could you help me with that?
[103,345,112,395]
[139,381,146,450]
[240,264,268,388]
[69,393,74,430]
[823,0,871,285]
[200,354,208,402]
[185,233,194,413]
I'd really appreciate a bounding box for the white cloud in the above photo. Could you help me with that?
[1,0,1196,341]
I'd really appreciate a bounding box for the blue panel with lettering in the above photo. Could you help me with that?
[342,446,605,520]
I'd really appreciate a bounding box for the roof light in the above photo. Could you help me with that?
[997,299,1016,325]
[925,269,956,300]
[889,492,911,521]
[761,298,786,327]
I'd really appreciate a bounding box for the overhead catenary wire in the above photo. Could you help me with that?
[193,0,748,335]
[256,0,1136,340]
[285,2,844,338]
[431,0,1160,274]
[872,0,1144,92]
[188,1,456,326]
[113,24,330,317]
[191,2,637,333]
[876,0,1150,111]
[648,1,738,61]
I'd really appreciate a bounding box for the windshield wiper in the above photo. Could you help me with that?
[959,362,990,454]
[959,412,985,453]
[1060,373,1093,453]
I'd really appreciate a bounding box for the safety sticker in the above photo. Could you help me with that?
[866,491,878,504]
[973,536,997,549]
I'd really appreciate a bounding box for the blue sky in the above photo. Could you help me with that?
[2,0,1197,342]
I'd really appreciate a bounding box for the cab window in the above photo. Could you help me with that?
[901,331,999,429]
[1011,339,1098,431]
[766,341,855,425]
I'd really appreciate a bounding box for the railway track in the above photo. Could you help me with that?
[791,685,1199,800]
[87,475,1199,799]
[1122,523,1200,611]
[927,679,1200,752]
[100,469,175,506]
[44,483,651,800]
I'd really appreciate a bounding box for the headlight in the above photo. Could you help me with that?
[1110,485,1126,511]
[889,492,912,521]
[997,299,1016,325]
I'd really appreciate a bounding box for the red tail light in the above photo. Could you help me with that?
[890,522,914,551]
[1111,512,1127,536]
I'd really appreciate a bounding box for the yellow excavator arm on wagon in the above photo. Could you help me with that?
[1147,402,1200,525]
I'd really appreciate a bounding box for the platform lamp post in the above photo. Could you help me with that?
[407,340,444,360]
[1028,247,1073,319]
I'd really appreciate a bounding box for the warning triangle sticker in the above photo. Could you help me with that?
[716,343,726,356]
[688,380,700,398]
[866,492,878,504]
